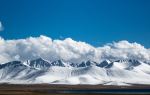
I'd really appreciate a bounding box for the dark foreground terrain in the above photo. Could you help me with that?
[0,84,150,95]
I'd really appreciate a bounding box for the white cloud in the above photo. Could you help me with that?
[0,35,150,63]
[0,21,3,31]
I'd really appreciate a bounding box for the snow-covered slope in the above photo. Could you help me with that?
[0,58,150,85]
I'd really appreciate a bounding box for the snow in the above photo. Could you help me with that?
[0,58,150,86]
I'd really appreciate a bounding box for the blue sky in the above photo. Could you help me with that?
[0,0,150,47]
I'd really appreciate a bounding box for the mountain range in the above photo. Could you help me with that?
[0,58,150,86]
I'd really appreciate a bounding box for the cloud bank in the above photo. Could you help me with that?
[0,35,150,63]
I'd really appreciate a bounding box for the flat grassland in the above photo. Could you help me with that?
[0,84,150,95]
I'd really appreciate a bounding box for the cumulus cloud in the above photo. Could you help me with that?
[0,21,3,31]
[0,35,150,63]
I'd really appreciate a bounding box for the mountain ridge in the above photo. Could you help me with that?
[0,58,150,85]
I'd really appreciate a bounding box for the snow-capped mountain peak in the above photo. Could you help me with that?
[0,61,25,69]
[77,60,97,67]
[51,59,67,67]
[105,59,142,70]
[24,58,51,70]
[97,60,111,67]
